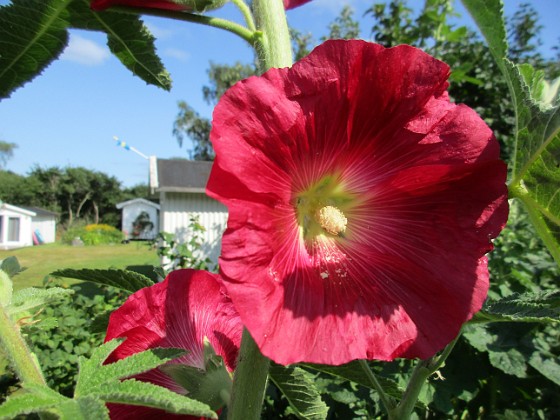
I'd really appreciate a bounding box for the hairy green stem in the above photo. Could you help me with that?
[358,359,396,416]
[111,7,257,46]
[252,0,293,70]
[0,304,46,386]
[230,0,257,32]
[390,333,461,419]
[227,329,270,420]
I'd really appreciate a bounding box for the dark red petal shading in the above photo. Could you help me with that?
[284,0,312,10]
[91,0,188,11]
[207,40,508,365]
[104,269,242,419]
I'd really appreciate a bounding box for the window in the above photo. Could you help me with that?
[8,217,20,242]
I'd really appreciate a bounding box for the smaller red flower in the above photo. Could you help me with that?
[104,269,242,419]
[284,0,312,9]
[91,0,188,11]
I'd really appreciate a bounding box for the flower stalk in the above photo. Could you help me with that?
[0,303,46,386]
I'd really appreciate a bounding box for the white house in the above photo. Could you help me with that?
[116,198,160,240]
[0,203,36,250]
[149,157,228,265]
[20,206,58,244]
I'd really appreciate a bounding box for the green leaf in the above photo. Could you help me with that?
[460,0,560,264]
[269,363,328,420]
[51,268,154,292]
[472,290,560,323]
[0,256,22,277]
[91,379,217,418]
[0,270,12,307]
[67,0,171,90]
[75,339,184,396]
[0,0,71,100]
[56,396,110,420]
[7,287,74,317]
[304,361,404,402]
[0,384,65,419]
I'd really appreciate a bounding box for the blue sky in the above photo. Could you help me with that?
[0,0,558,188]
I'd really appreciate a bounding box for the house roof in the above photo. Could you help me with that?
[0,203,37,217]
[18,206,58,217]
[116,198,160,210]
[151,158,213,193]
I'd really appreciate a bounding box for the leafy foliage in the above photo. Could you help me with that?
[52,268,154,293]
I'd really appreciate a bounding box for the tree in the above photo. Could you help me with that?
[0,140,17,169]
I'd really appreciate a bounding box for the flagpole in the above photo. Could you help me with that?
[113,136,149,160]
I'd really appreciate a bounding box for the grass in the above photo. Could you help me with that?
[0,242,160,291]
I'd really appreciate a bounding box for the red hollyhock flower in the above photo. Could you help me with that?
[206,40,508,366]
[284,0,312,10]
[104,269,242,419]
[91,0,187,11]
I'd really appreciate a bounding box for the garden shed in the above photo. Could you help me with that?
[0,203,36,250]
[19,206,58,244]
[116,198,160,240]
[149,157,228,265]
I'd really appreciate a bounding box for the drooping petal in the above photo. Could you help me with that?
[284,0,312,10]
[91,0,188,11]
[207,40,508,365]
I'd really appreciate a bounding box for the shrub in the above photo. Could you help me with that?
[61,223,124,245]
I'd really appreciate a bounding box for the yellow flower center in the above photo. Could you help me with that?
[315,205,347,235]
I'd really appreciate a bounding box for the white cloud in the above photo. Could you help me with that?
[62,34,110,66]
[163,48,190,62]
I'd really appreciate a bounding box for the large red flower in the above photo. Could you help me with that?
[90,0,225,12]
[206,40,508,366]
[284,0,312,10]
[104,269,242,419]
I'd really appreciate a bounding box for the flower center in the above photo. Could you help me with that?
[315,205,347,235]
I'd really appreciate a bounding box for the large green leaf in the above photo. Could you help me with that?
[460,0,560,264]
[7,286,74,318]
[57,396,110,420]
[269,363,329,420]
[0,384,65,419]
[91,379,217,418]
[67,0,171,90]
[0,0,71,100]
[51,267,154,292]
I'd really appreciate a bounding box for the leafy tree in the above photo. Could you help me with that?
[0,141,17,169]
[0,170,41,205]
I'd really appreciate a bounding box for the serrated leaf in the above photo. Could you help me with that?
[0,0,71,100]
[472,290,560,323]
[51,268,154,292]
[7,287,73,317]
[89,309,113,333]
[269,363,328,420]
[460,0,560,264]
[56,396,110,420]
[91,379,217,418]
[0,270,12,307]
[75,340,183,396]
[0,384,65,419]
[67,0,171,90]
[0,256,22,277]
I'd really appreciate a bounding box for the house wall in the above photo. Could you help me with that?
[31,216,56,243]
[0,208,34,249]
[160,192,228,266]
[122,203,159,240]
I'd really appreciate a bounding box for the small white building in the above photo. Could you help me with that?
[20,206,58,244]
[116,198,160,240]
[0,203,36,250]
[149,158,228,265]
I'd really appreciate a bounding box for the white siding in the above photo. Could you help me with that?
[31,216,56,243]
[160,192,228,265]
[0,207,34,249]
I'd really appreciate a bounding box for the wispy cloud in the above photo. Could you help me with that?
[62,34,110,66]
[163,47,190,62]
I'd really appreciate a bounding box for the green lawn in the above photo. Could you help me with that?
[0,242,160,290]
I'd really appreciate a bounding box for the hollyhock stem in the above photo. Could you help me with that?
[0,303,46,386]
[227,328,270,420]
[390,333,461,419]
[112,7,256,46]
[358,360,396,414]
[252,0,293,70]
[230,0,257,32]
